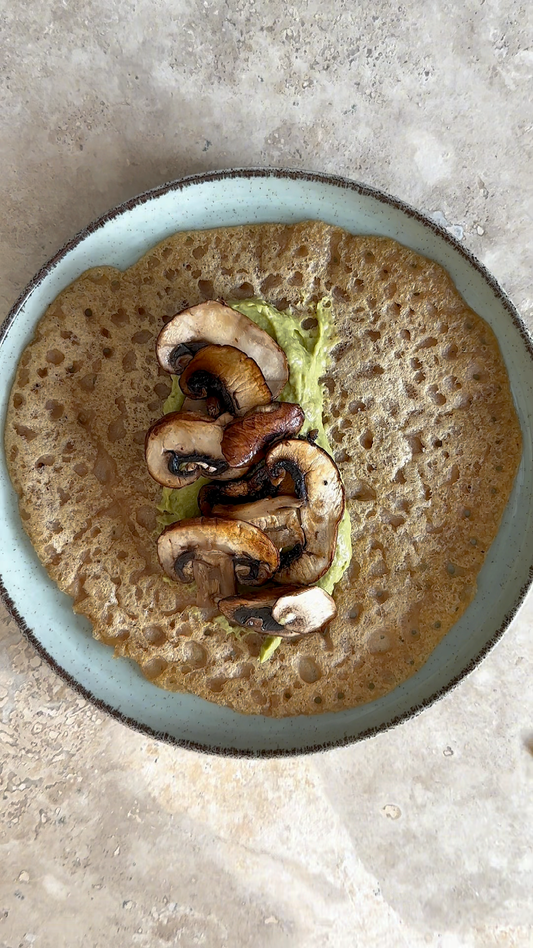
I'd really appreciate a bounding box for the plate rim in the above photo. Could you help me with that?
[1,165,532,758]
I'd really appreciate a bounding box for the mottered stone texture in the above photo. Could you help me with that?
[1,1,532,945]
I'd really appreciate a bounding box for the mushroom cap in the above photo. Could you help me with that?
[157,516,279,586]
[221,402,305,467]
[145,411,245,489]
[266,439,346,584]
[156,300,289,397]
[218,584,337,637]
[179,345,272,417]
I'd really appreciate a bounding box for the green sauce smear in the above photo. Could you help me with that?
[156,298,352,661]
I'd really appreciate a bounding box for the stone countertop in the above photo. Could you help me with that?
[1,2,532,946]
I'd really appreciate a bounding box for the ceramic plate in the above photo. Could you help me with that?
[1,168,532,757]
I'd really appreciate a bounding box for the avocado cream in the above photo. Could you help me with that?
[156,298,352,657]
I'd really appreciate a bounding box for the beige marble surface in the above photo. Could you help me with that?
[1,1,533,945]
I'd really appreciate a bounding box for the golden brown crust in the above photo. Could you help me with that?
[4,222,522,716]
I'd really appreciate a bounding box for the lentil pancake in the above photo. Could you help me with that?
[4,221,522,716]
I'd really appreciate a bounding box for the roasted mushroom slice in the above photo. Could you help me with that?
[180,345,272,417]
[219,585,337,637]
[266,439,345,584]
[206,495,305,554]
[221,402,305,467]
[157,517,279,610]
[198,462,292,514]
[156,300,289,396]
[145,411,244,489]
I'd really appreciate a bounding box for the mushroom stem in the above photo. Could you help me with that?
[192,553,236,611]
[192,560,216,612]
[206,396,222,417]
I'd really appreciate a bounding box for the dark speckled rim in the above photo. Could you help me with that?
[1,167,532,758]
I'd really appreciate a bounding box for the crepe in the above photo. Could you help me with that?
[4,222,522,716]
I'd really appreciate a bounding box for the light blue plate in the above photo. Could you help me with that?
[1,169,532,756]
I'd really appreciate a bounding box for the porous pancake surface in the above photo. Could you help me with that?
[5,222,522,716]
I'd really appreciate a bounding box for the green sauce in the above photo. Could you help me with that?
[230,299,333,451]
[156,298,353,656]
